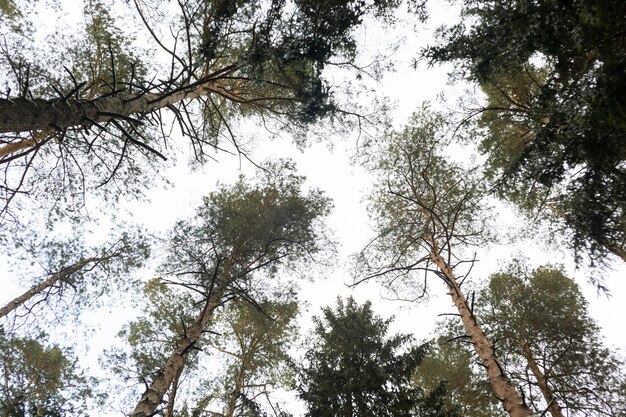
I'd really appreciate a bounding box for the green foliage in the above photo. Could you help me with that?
[103,161,330,414]
[0,329,97,417]
[164,159,332,286]
[356,108,490,298]
[413,337,504,417]
[474,262,626,416]
[104,279,197,387]
[298,297,456,417]
[1,226,150,327]
[196,297,299,416]
[424,0,626,263]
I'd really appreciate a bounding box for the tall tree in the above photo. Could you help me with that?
[0,329,97,417]
[105,283,299,417]
[298,296,454,417]
[355,108,532,417]
[472,262,626,417]
[423,0,626,264]
[127,160,331,417]
[0,0,424,225]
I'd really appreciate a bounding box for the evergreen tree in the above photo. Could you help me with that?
[0,0,424,225]
[475,262,626,417]
[0,329,97,417]
[298,296,455,417]
[125,160,331,417]
[423,0,626,263]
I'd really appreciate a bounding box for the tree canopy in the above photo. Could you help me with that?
[298,296,454,417]
[0,0,425,226]
[424,0,626,263]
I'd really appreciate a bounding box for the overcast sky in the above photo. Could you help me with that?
[1,0,625,415]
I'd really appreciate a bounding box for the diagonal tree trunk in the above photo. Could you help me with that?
[520,339,565,417]
[428,241,533,417]
[130,245,243,417]
[163,356,186,417]
[0,255,113,319]
[0,68,242,137]
[130,278,231,417]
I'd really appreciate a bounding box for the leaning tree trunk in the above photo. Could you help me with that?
[0,256,112,319]
[429,243,533,417]
[129,278,230,417]
[520,339,565,417]
[0,64,242,156]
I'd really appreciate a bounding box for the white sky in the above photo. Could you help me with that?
[1,0,625,415]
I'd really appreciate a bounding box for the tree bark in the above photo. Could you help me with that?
[163,358,185,417]
[0,256,109,319]
[0,64,244,160]
[224,354,248,417]
[520,339,564,417]
[429,248,533,417]
[129,279,230,417]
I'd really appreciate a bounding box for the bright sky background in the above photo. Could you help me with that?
[1,0,625,415]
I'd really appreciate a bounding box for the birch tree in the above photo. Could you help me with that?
[354,109,532,417]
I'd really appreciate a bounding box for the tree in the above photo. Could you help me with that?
[126,160,331,417]
[200,296,299,417]
[0,329,97,417]
[470,262,626,417]
[0,0,424,225]
[423,0,626,264]
[413,337,504,417]
[0,229,149,325]
[105,283,299,417]
[297,296,454,417]
[354,108,532,417]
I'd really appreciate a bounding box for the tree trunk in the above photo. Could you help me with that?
[163,359,185,417]
[429,248,533,417]
[0,65,242,158]
[129,279,230,417]
[520,339,564,417]
[224,355,248,417]
[0,256,108,319]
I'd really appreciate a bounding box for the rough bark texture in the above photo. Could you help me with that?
[429,249,533,417]
[0,256,105,319]
[163,359,185,417]
[520,339,564,417]
[0,68,241,135]
[129,279,230,417]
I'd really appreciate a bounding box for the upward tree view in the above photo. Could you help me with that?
[0,0,624,416]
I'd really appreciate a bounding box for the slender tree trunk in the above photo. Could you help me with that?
[429,247,533,417]
[224,355,248,417]
[520,339,564,417]
[0,256,108,319]
[130,279,230,417]
[163,359,185,417]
